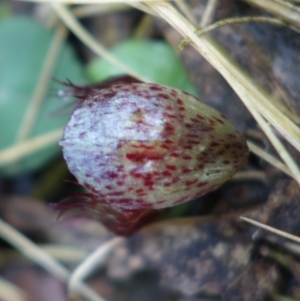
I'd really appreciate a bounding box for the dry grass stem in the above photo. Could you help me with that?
[152,2,300,151]
[270,84,300,125]
[68,237,124,301]
[200,0,219,27]
[181,16,295,48]
[174,0,197,25]
[0,218,69,282]
[248,110,300,184]
[128,2,158,16]
[41,245,88,262]
[240,216,300,245]
[0,245,87,264]
[0,218,108,301]
[143,2,300,183]
[15,25,67,142]
[232,170,268,183]
[51,3,150,82]
[0,128,63,166]
[283,242,300,256]
[0,276,29,301]
[247,141,293,177]
[73,3,129,18]
[242,0,300,29]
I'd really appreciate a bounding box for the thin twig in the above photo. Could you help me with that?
[243,0,300,29]
[200,0,219,27]
[181,16,296,48]
[0,128,63,166]
[51,3,150,82]
[0,218,68,282]
[240,216,300,245]
[0,218,107,301]
[197,15,293,35]
[248,110,300,185]
[232,170,268,183]
[0,276,29,301]
[283,242,300,256]
[41,245,88,262]
[73,3,129,18]
[0,245,87,264]
[126,2,158,16]
[247,141,293,177]
[68,237,124,300]
[16,24,67,142]
[174,0,197,25]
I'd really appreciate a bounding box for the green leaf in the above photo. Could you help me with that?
[0,1,12,19]
[0,16,87,176]
[86,39,197,95]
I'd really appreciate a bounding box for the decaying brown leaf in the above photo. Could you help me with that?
[106,217,280,300]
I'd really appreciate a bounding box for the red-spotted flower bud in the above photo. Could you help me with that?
[58,77,248,235]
